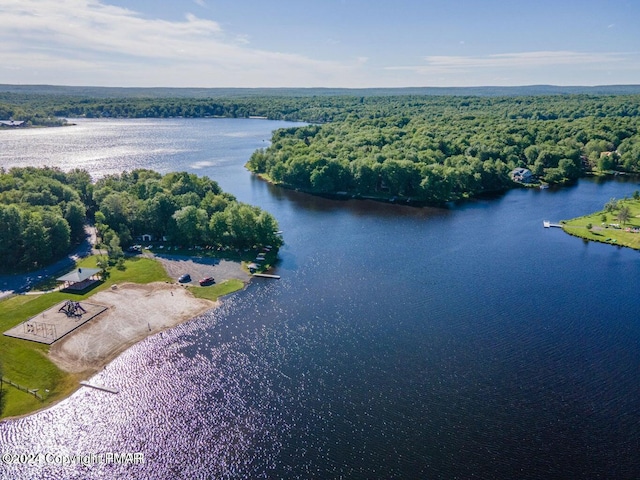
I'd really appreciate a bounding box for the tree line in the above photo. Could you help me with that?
[93,170,283,258]
[0,167,90,271]
[3,91,640,125]
[0,167,282,273]
[246,96,640,203]
[2,91,640,205]
[0,96,67,127]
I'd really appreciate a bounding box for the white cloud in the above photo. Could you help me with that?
[381,50,640,86]
[383,51,639,83]
[387,51,628,75]
[0,0,366,87]
[3,2,636,88]
[234,34,251,45]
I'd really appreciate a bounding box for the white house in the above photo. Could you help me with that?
[511,168,534,183]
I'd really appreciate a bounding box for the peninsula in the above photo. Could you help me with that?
[246,94,640,205]
[0,252,251,419]
[562,194,640,250]
[0,166,283,419]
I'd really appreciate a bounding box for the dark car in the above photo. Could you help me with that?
[199,276,215,286]
[178,274,191,283]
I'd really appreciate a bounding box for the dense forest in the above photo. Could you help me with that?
[3,87,640,124]
[92,170,283,255]
[0,167,282,273]
[0,99,67,127]
[0,167,90,271]
[2,87,640,205]
[246,95,640,203]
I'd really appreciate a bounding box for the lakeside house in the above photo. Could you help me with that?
[510,167,534,183]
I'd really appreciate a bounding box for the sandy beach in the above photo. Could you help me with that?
[48,282,217,374]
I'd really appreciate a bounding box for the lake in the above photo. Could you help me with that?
[1,118,639,479]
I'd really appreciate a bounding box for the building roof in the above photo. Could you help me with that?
[57,268,101,283]
[0,120,25,127]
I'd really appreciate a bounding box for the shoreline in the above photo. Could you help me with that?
[48,281,219,374]
[249,171,513,208]
[1,281,235,422]
[0,248,257,421]
[561,197,640,250]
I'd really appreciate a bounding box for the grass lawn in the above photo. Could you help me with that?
[562,198,640,250]
[187,279,244,302]
[2,386,44,418]
[0,255,171,419]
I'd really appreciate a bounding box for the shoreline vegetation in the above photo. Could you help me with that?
[0,165,283,419]
[245,97,640,205]
[3,88,640,205]
[0,167,283,275]
[0,254,249,420]
[562,194,640,250]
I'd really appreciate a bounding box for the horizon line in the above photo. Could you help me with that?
[2,83,640,90]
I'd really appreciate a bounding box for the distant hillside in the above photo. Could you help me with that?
[2,84,640,99]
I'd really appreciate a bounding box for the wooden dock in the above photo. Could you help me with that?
[253,273,281,279]
[80,381,119,394]
[543,221,563,228]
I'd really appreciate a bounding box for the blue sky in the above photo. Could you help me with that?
[1,0,639,88]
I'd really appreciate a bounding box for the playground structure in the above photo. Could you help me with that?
[4,300,108,345]
[58,300,87,318]
[23,321,57,340]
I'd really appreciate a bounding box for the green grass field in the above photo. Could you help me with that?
[0,255,171,419]
[0,253,249,419]
[187,278,244,302]
[562,198,640,250]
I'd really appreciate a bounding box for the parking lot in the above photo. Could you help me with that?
[153,254,251,285]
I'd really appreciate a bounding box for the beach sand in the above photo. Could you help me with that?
[48,282,216,374]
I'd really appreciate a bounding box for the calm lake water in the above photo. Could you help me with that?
[1,118,639,479]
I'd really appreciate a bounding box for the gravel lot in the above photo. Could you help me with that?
[153,254,251,285]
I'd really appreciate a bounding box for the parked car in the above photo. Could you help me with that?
[199,276,215,286]
[178,274,191,283]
